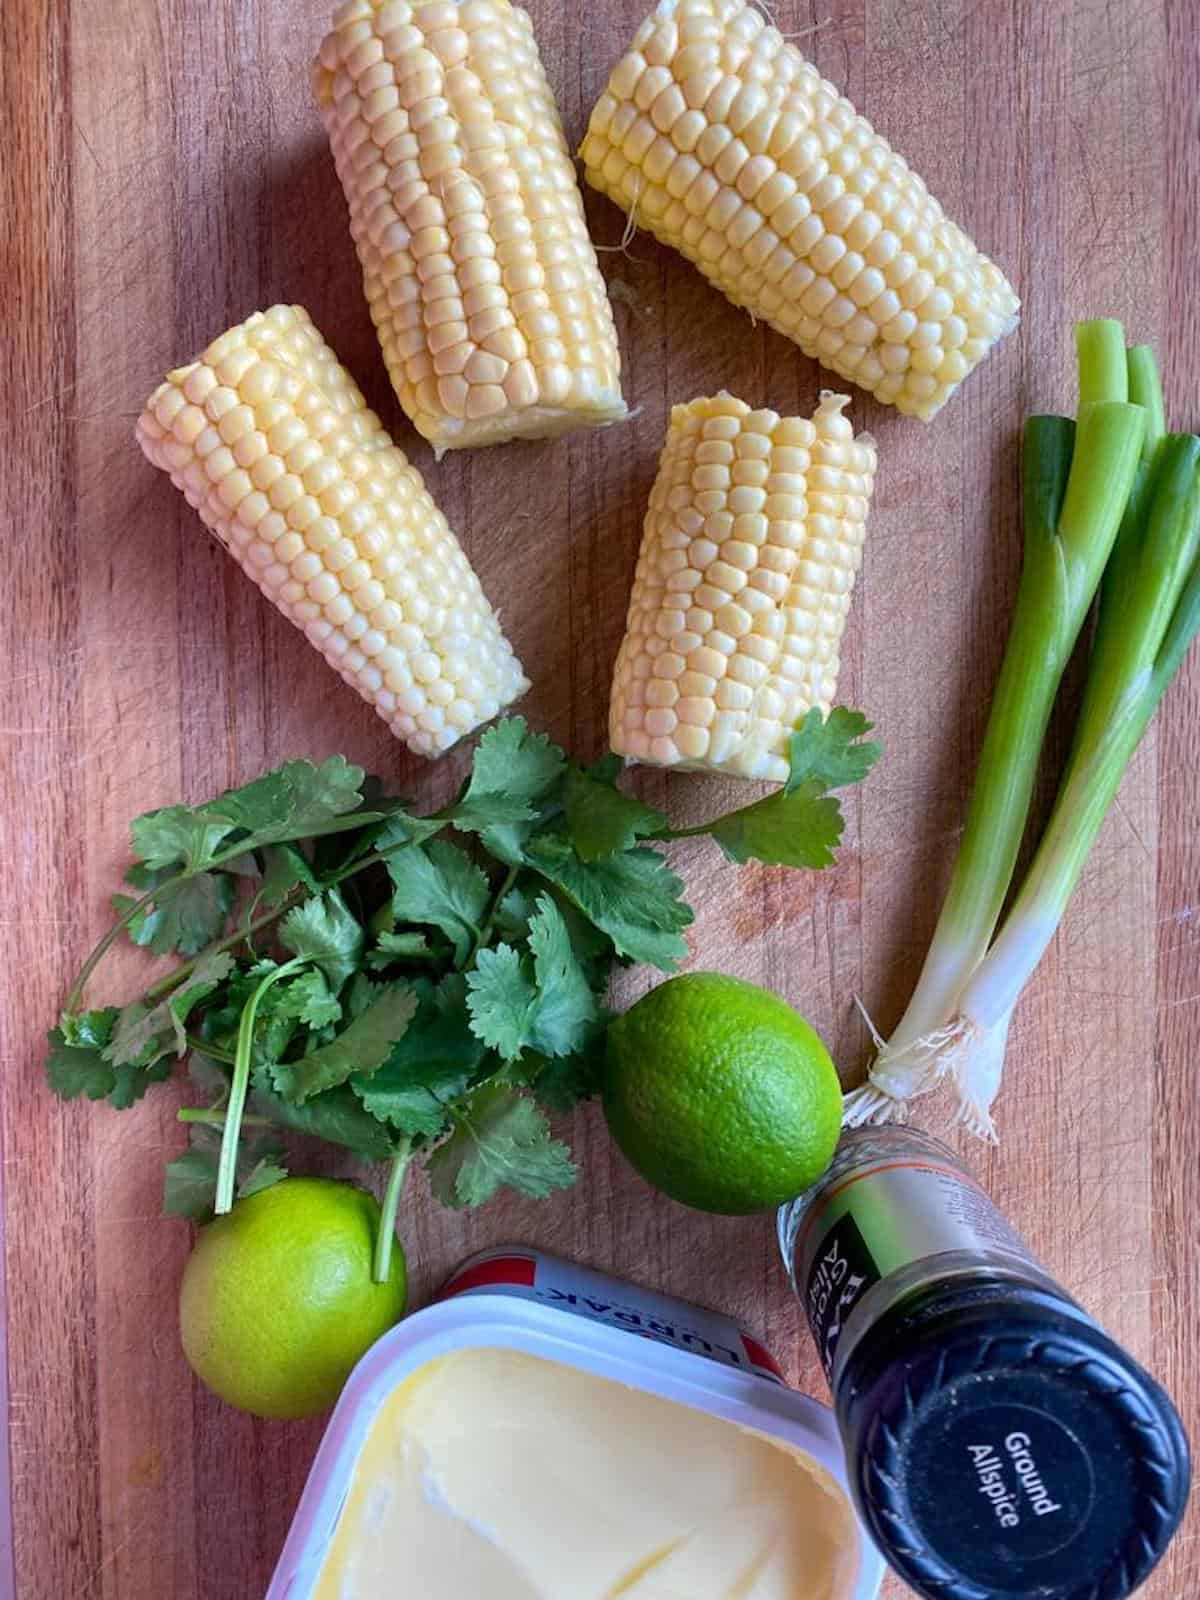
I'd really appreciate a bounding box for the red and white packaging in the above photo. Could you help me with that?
[267,1246,886,1600]
[437,1248,788,1382]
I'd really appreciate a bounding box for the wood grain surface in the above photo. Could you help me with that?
[5,0,1198,1595]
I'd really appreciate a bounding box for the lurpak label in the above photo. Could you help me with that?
[439,1248,785,1383]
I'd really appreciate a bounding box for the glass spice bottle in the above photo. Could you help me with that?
[779,1126,1191,1600]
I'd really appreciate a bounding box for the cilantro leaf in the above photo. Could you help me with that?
[115,871,235,957]
[786,707,881,792]
[279,890,364,990]
[220,852,261,879]
[492,880,614,972]
[164,1131,287,1221]
[450,718,566,835]
[167,952,237,1043]
[200,756,369,843]
[250,1073,397,1160]
[130,807,236,874]
[369,811,446,857]
[59,1008,120,1051]
[525,896,598,1055]
[163,1146,221,1221]
[426,1084,576,1208]
[464,947,536,1059]
[478,818,538,867]
[257,844,320,910]
[196,958,279,1055]
[523,1023,610,1113]
[354,1072,463,1139]
[276,968,343,1029]
[495,882,614,976]
[88,1011,186,1101]
[351,978,485,1136]
[187,1053,231,1099]
[451,793,543,832]
[686,708,881,869]
[562,766,667,861]
[342,971,381,1022]
[237,1152,289,1200]
[105,952,234,1070]
[130,758,380,880]
[386,840,490,966]
[109,1056,175,1110]
[549,890,618,979]
[703,781,845,868]
[366,930,439,971]
[268,983,418,1104]
[465,897,598,1062]
[522,830,692,970]
[586,753,624,784]
[47,1021,118,1101]
[494,884,537,941]
[249,966,343,1064]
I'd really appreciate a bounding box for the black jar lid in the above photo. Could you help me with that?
[842,1289,1190,1600]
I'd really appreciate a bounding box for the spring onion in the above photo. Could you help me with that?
[847,321,1199,1136]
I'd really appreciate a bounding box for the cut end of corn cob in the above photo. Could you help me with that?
[315,0,628,455]
[580,0,1019,420]
[136,304,529,758]
[609,389,875,782]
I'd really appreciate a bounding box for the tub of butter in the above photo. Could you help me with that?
[267,1248,886,1600]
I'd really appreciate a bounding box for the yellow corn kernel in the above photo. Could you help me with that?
[136,305,529,758]
[315,0,627,455]
[609,390,875,780]
[581,0,1018,420]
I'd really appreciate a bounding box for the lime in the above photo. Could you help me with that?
[604,972,842,1214]
[179,1177,406,1419]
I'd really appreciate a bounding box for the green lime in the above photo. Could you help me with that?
[179,1177,406,1419]
[604,972,842,1214]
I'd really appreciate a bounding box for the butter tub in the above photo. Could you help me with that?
[267,1248,886,1600]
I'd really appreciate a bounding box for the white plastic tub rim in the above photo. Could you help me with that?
[266,1289,886,1600]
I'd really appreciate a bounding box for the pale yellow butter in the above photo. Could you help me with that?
[314,1347,860,1599]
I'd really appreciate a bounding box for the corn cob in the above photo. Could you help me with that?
[314,0,628,455]
[609,391,875,781]
[580,0,1019,420]
[136,305,529,757]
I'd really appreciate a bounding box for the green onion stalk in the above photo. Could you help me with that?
[941,426,1200,1135]
[844,321,1191,1134]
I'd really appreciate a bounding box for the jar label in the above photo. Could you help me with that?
[796,1154,1036,1378]
[805,1211,882,1379]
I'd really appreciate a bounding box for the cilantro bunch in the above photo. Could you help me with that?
[48,713,879,1281]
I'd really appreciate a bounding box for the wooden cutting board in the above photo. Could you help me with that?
[6,0,1198,1594]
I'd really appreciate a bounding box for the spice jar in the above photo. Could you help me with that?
[779,1126,1190,1600]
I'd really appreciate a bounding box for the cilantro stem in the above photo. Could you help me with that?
[65,832,291,1013]
[177,1108,271,1127]
[463,864,520,968]
[374,1140,413,1284]
[141,898,303,1005]
[216,957,308,1214]
[324,833,433,888]
[64,885,165,1012]
[184,1035,235,1065]
[657,820,712,842]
